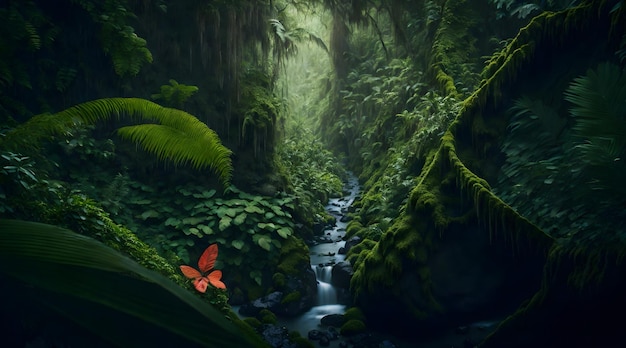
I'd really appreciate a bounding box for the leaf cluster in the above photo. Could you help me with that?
[117,180,298,287]
[151,79,199,109]
[73,0,153,76]
[495,62,626,245]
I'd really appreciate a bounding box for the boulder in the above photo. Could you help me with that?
[260,324,296,348]
[238,291,284,317]
[239,267,317,318]
[331,261,353,289]
[339,236,361,255]
[320,313,346,327]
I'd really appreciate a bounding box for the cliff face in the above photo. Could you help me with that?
[332,1,626,345]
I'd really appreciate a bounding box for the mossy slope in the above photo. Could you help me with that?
[349,1,626,344]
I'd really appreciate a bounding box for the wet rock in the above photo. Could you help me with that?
[326,326,339,340]
[319,335,330,346]
[279,268,317,316]
[260,324,295,348]
[340,236,361,255]
[239,292,283,317]
[308,329,323,340]
[316,235,335,244]
[331,261,354,289]
[320,314,346,327]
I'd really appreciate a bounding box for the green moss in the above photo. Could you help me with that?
[344,307,366,322]
[277,236,309,275]
[272,272,286,289]
[257,309,277,325]
[287,330,319,347]
[340,319,366,336]
[281,291,301,305]
[345,220,365,238]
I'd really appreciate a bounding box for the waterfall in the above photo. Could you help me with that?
[314,265,336,305]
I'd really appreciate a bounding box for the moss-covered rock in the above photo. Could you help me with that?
[281,291,302,304]
[342,1,626,346]
[343,307,366,322]
[257,309,278,324]
[340,319,366,336]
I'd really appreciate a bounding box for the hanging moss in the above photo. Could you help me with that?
[350,0,626,333]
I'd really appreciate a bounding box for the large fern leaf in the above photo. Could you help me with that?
[565,63,626,162]
[0,98,232,185]
[564,62,626,193]
[0,219,251,347]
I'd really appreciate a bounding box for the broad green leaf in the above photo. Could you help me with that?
[182,217,205,225]
[0,219,250,347]
[254,235,272,251]
[276,227,292,239]
[258,222,277,231]
[184,227,199,236]
[231,240,244,250]
[225,207,242,218]
[270,206,285,216]
[140,210,159,220]
[244,205,264,214]
[192,189,216,199]
[271,239,282,249]
[164,217,180,227]
[233,213,247,226]
[198,224,213,235]
[219,216,232,231]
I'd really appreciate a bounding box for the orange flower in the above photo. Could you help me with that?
[180,244,226,292]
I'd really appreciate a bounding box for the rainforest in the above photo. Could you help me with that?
[1,0,625,347]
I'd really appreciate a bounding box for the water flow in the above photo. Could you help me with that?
[281,172,360,336]
[314,266,336,305]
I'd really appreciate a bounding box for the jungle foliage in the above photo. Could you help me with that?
[496,62,626,244]
[311,0,626,345]
[3,0,626,346]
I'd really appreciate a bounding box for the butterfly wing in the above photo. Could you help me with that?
[197,244,219,273]
[179,265,202,279]
[193,277,209,293]
[208,270,226,289]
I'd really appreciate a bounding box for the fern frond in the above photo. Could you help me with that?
[0,98,233,186]
[565,62,626,157]
[117,124,232,185]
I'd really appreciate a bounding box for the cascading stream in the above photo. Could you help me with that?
[280,172,360,336]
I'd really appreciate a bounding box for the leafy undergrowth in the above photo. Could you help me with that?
[495,62,626,247]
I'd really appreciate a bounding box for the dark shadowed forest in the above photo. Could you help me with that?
[1,0,625,347]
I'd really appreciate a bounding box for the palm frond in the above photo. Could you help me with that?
[0,98,233,186]
[565,62,626,159]
[565,62,626,193]
[0,219,251,347]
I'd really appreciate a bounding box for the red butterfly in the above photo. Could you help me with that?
[179,244,226,292]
